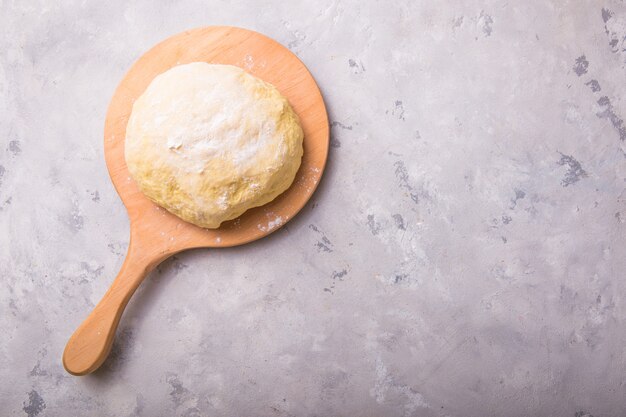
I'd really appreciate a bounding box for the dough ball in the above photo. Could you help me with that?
[125,63,304,228]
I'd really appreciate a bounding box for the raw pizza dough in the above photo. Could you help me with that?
[125,62,304,228]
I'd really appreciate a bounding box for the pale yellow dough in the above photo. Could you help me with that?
[125,63,304,228]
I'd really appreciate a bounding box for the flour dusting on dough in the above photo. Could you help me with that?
[124,63,304,228]
[167,136,183,150]
[216,192,229,209]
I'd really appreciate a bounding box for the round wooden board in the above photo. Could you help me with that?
[104,26,329,251]
[63,27,328,376]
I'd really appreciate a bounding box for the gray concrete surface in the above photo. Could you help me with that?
[1,1,626,416]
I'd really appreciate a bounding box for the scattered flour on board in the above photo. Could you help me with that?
[257,216,284,232]
[242,55,266,70]
[243,54,254,70]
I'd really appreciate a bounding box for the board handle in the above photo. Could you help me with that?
[62,230,168,375]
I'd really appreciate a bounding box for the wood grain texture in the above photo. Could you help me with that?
[62,26,329,375]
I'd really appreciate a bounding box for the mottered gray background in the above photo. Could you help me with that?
[1,0,626,416]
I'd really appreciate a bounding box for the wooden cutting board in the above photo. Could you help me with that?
[63,26,329,375]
